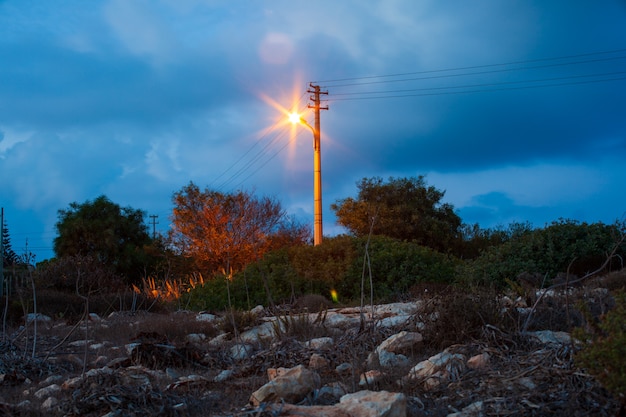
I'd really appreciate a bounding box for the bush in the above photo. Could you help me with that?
[340,235,459,303]
[457,219,625,289]
[35,255,125,294]
[182,235,460,310]
[574,291,626,406]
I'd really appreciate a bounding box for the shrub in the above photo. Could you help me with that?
[574,291,626,406]
[457,219,625,289]
[35,254,125,294]
[341,235,459,303]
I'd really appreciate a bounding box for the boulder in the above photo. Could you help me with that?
[271,390,407,417]
[249,365,321,406]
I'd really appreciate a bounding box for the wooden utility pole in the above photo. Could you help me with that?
[149,214,159,239]
[307,83,328,246]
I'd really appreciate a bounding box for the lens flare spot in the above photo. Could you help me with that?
[330,289,338,303]
[288,112,301,124]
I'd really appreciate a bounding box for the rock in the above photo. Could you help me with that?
[447,400,483,417]
[467,352,490,369]
[376,315,413,328]
[196,312,218,322]
[214,369,234,382]
[529,330,571,345]
[368,349,410,369]
[230,343,254,360]
[88,312,101,321]
[186,333,206,343]
[25,313,52,323]
[40,396,58,412]
[250,305,265,316]
[359,370,384,386]
[405,350,466,389]
[240,321,276,342]
[336,363,352,373]
[34,384,60,400]
[309,353,330,370]
[369,331,422,368]
[340,390,407,417]
[269,390,407,417]
[307,336,335,350]
[249,365,321,406]
[377,331,424,354]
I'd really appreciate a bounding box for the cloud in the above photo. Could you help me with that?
[1,0,625,262]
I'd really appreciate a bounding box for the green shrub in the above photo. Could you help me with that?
[457,219,625,289]
[574,292,626,405]
[341,235,459,303]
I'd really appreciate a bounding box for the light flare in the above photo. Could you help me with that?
[256,75,311,169]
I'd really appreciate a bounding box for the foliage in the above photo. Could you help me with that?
[416,287,515,349]
[575,292,626,405]
[331,176,462,253]
[340,235,459,303]
[169,182,309,276]
[457,219,625,288]
[182,235,459,310]
[456,221,533,259]
[2,218,20,267]
[35,254,125,294]
[53,195,154,285]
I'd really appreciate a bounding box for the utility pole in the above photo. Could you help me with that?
[307,83,328,246]
[149,215,159,239]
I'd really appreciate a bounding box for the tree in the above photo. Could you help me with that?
[331,176,462,253]
[2,219,19,267]
[170,182,308,275]
[53,195,153,284]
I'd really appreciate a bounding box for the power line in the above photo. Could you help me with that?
[329,73,626,101]
[210,91,309,192]
[313,48,626,85]
[233,128,308,190]
[215,127,291,191]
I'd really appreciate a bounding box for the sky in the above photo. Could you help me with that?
[1,1,625,262]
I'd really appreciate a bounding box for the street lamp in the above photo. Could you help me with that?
[290,112,323,246]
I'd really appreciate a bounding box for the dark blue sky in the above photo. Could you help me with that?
[1,1,625,261]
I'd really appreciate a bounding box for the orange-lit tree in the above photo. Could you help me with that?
[170,182,308,276]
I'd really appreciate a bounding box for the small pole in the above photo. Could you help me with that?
[149,214,159,239]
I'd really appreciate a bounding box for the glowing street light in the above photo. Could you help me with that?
[289,111,323,246]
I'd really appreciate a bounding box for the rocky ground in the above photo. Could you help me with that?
[0,276,624,417]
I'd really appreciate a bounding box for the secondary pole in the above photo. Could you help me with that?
[307,83,328,246]
[149,214,159,239]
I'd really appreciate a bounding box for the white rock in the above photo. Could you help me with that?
[250,365,321,406]
[230,343,254,360]
[186,333,206,343]
[377,331,423,354]
[196,312,218,322]
[214,369,234,382]
[250,305,265,316]
[25,313,52,323]
[240,321,276,342]
[34,384,60,400]
[306,336,334,350]
[340,390,407,417]
[530,330,571,345]
[41,396,58,412]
